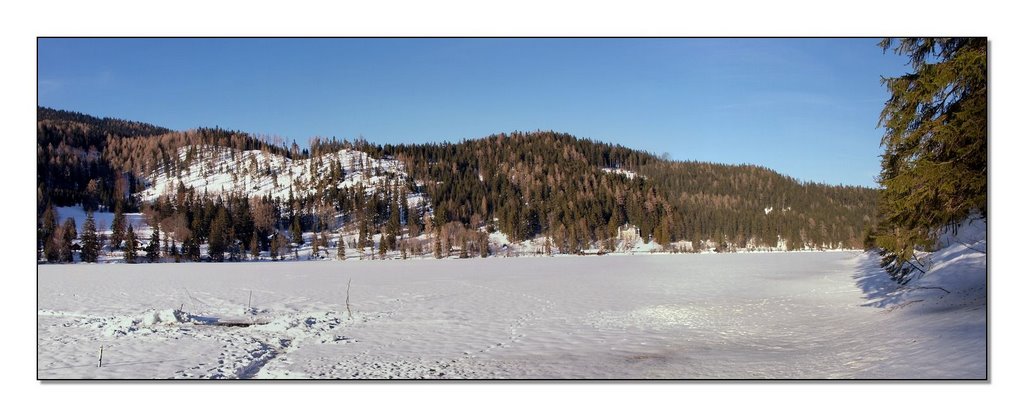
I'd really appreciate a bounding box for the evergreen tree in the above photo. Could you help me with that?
[400,190,410,226]
[59,218,77,263]
[80,211,100,263]
[44,226,61,263]
[62,217,77,242]
[110,202,126,249]
[408,201,424,237]
[387,195,401,237]
[336,235,346,260]
[40,204,57,251]
[146,224,161,263]
[250,232,260,259]
[171,241,180,263]
[124,224,138,263]
[182,236,200,261]
[433,232,442,259]
[291,217,304,245]
[269,233,281,260]
[874,38,987,267]
[208,207,230,262]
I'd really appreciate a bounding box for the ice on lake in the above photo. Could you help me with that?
[37,252,986,379]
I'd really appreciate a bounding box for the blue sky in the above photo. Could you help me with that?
[38,38,909,187]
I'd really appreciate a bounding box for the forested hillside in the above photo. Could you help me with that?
[37,107,879,263]
[36,108,171,212]
[361,132,878,252]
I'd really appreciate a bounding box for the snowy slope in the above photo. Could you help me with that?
[861,217,987,312]
[847,217,987,378]
[137,145,426,207]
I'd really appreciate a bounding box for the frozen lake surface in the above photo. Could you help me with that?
[37,252,986,379]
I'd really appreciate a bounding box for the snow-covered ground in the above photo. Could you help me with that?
[37,251,985,379]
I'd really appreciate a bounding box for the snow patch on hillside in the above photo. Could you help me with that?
[601,167,641,180]
[137,146,426,207]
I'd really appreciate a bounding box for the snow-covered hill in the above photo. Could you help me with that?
[138,145,425,207]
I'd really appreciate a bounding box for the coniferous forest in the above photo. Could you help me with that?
[37,106,880,263]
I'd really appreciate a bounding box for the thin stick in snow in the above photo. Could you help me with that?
[98,346,103,368]
[184,287,199,313]
[346,278,352,320]
[248,290,253,312]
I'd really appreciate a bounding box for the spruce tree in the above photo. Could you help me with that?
[336,235,346,260]
[124,224,138,263]
[400,190,410,226]
[62,217,77,242]
[40,204,57,251]
[208,208,230,262]
[387,195,401,237]
[146,224,161,263]
[44,227,61,263]
[110,203,126,249]
[183,236,200,261]
[59,218,76,263]
[291,217,304,245]
[80,211,100,263]
[875,38,987,266]
[250,232,260,260]
[269,234,280,260]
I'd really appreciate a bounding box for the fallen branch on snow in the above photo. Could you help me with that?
[909,285,951,294]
